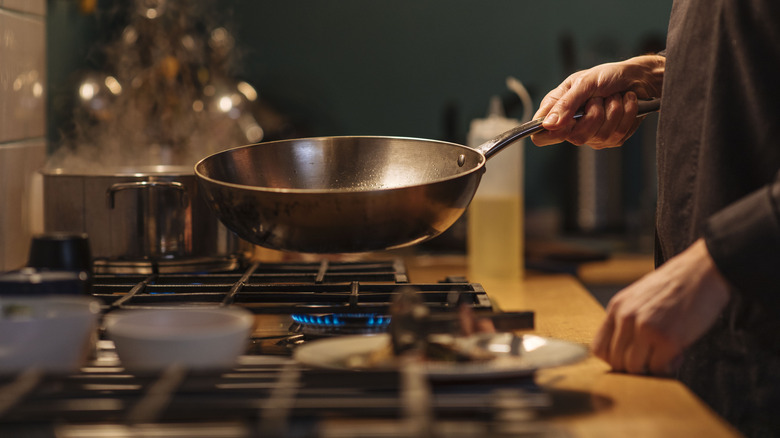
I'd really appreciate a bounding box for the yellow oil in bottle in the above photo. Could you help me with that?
[467,195,523,280]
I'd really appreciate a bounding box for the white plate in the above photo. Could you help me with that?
[293,333,588,380]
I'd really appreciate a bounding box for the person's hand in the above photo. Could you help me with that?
[592,238,731,375]
[531,54,665,149]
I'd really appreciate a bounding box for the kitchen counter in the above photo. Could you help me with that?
[403,254,742,438]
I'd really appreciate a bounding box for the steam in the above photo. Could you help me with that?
[49,0,265,171]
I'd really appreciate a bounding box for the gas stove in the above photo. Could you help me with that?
[0,258,560,438]
[91,259,498,351]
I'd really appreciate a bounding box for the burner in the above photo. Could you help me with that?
[290,313,391,336]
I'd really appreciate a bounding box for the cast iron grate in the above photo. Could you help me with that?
[90,259,495,315]
[0,346,556,438]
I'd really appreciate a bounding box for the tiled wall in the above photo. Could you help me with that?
[0,0,47,270]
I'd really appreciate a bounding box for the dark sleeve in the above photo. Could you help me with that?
[703,172,780,308]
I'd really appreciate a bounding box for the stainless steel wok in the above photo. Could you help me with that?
[195,99,659,253]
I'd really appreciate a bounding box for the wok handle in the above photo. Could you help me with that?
[476,98,661,159]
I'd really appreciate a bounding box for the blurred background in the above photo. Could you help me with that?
[2,0,673,293]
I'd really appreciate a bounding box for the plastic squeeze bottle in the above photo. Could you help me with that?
[467,96,524,280]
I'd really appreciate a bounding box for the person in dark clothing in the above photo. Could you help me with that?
[530,1,780,436]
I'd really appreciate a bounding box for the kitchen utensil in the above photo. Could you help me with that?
[27,232,92,272]
[388,286,533,355]
[26,232,92,290]
[40,165,247,272]
[104,307,255,373]
[293,332,588,380]
[0,295,101,374]
[195,100,660,253]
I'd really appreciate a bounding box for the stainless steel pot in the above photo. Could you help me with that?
[41,165,246,272]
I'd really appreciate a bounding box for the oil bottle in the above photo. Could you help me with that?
[467,95,524,280]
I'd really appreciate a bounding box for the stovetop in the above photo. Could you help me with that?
[0,259,564,438]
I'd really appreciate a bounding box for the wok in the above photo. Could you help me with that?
[195,99,659,253]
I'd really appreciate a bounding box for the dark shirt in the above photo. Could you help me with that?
[658,0,780,436]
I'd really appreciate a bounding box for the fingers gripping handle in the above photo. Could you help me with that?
[476,98,661,159]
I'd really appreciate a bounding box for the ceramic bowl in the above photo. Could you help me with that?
[104,307,255,372]
[0,295,101,374]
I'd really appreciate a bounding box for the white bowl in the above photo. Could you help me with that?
[0,295,101,374]
[105,307,255,372]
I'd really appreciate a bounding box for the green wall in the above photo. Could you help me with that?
[47,0,673,214]
[227,2,671,137]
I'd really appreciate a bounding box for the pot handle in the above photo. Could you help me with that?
[106,181,187,209]
[475,98,661,159]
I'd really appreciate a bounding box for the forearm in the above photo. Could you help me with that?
[703,175,780,308]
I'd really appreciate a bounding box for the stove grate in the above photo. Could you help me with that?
[90,259,494,315]
[0,348,555,438]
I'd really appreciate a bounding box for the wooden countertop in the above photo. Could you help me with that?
[576,253,655,286]
[404,254,742,438]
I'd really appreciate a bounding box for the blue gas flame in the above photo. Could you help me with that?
[291,313,391,327]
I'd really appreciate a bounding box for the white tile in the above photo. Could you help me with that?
[0,11,5,143]
[0,146,5,271]
[24,140,46,238]
[1,145,27,270]
[2,0,46,16]
[0,141,46,271]
[0,10,46,143]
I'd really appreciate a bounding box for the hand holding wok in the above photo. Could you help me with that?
[531,54,666,149]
